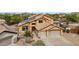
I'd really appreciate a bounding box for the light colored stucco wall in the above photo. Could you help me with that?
[35,18,53,30]
[18,15,54,33]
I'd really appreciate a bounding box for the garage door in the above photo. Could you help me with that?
[39,31,61,40]
[48,31,61,39]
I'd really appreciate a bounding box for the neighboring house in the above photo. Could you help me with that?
[0,31,17,46]
[69,23,79,34]
[18,14,54,34]
[0,20,18,46]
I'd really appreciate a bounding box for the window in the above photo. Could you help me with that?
[22,27,25,31]
[39,20,43,23]
[25,26,28,30]
[32,23,36,25]
[22,26,28,31]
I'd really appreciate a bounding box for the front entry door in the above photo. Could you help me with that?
[32,26,36,31]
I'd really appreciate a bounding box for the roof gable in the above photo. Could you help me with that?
[39,24,63,31]
[0,23,17,33]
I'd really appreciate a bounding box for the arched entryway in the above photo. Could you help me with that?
[32,26,36,31]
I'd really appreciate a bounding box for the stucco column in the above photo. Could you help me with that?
[46,30,48,37]
[29,23,32,32]
[60,30,63,35]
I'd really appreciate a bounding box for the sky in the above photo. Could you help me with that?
[32,12,65,14]
[0,0,79,13]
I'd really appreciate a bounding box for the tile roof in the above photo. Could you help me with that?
[18,19,29,26]
[0,23,17,33]
[18,14,44,26]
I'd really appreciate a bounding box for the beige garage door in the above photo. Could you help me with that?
[39,31,61,40]
[48,31,61,39]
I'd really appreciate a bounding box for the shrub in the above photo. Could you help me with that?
[24,30,34,43]
[32,40,45,46]
[24,30,31,37]
[25,37,34,43]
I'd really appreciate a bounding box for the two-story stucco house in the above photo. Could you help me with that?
[18,14,63,38]
[18,14,53,32]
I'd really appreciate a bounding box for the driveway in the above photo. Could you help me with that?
[38,32,74,46]
[63,33,79,45]
[40,35,74,46]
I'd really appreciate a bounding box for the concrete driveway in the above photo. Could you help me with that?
[40,35,74,46]
[38,32,74,46]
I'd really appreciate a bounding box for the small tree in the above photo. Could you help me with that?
[24,30,31,37]
[65,14,79,22]
[24,30,34,43]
